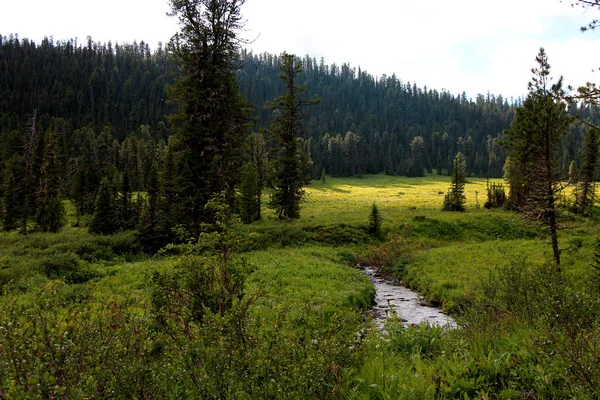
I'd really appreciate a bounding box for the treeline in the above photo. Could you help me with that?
[0,34,174,141]
[0,34,597,234]
[240,52,594,179]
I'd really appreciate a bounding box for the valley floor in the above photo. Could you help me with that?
[1,174,599,398]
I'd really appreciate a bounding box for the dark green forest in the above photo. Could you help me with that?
[0,33,597,233]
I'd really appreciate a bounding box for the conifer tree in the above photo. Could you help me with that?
[368,202,383,239]
[158,141,178,238]
[443,152,467,212]
[576,129,599,216]
[248,132,267,221]
[569,160,578,184]
[36,120,65,232]
[20,110,38,234]
[504,48,572,268]
[89,177,120,235]
[2,171,19,231]
[138,163,165,251]
[119,170,136,230]
[237,162,260,224]
[268,53,320,219]
[167,0,250,234]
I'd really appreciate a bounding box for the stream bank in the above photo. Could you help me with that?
[361,266,456,329]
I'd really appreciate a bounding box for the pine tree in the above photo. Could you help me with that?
[237,162,259,224]
[119,170,135,230]
[576,129,599,216]
[89,177,120,235]
[248,132,267,221]
[36,121,65,232]
[2,171,19,231]
[504,48,572,268]
[569,160,578,184]
[138,163,165,251]
[268,53,320,219]
[409,136,425,177]
[592,237,600,286]
[443,152,467,212]
[158,140,178,238]
[19,110,38,234]
[167,0,251,234]
[368,202,383,239]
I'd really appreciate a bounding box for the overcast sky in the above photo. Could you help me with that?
[2,0,600,100]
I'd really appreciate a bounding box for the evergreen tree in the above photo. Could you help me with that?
[484,180,506,209]
[409,136,425,177]
[368,202,383,239]
[576,129,599,216]
[36,120,65,232]
[443,152,467,212]
[2,171,19,231]
[19,110,39,234]
[504,48,572,268]
[569,160,578,184]
[167,0,251,234]
[248,132,267,221]
[119,170,136,230]
[138,163,165,251]
[158,140,178,238]
[237,162,260,224]
[89,177,120,235]
[268,53,320,219]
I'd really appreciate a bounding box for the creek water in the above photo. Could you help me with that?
[361,266,456,329]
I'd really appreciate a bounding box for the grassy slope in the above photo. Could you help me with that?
[1,173,598,397]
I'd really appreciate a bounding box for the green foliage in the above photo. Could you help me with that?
[368,202,384,238]
[166,0,251,233]
[89,177,120,235]
[2,170,20,231]
[0,228,139,292]
[237,161,260,224]
[385,319,444,359]
[504,48,572,267]
[575,129,599,216]
[268,53,320,220]
[442,152,467,211]
[484,181,506,209]
[35,120,65,232]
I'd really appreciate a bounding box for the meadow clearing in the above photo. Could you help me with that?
[1,174,599,398]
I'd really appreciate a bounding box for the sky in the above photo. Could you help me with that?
[2,0,600,100]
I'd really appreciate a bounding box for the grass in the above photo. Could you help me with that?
[2,173,600,397]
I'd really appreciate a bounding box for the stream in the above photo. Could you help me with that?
[362,266,456,329]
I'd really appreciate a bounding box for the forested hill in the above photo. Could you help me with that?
[238,51,515,178]
[0,35,587,184]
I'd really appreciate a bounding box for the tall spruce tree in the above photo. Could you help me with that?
[167,0,250,235]
[576,128,599,216]
[504,48,572,268]
[19,110,38,234]
[248,132,267,221]
[442,152,467,212]
[36,120,65,232]
[268,53,320,219]
[2,171,19,231]
[237,162,260,224]
[89,177,120,235]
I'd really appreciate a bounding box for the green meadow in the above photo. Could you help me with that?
[1,174,599,398]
